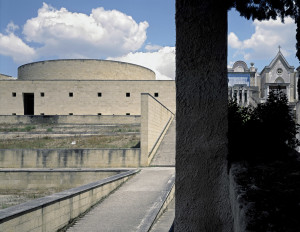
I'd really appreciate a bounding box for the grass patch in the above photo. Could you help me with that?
[0,125,36,132]
[0,135,140,149]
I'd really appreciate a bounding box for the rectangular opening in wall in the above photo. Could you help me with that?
[69,113,73,115]
[12,92,16,97]
[69,92,73,97]
[126,113,130,115]
[40,113,44,115]
[154,92,159,97]
[12,113,16,115]
[40,92,45,97]
[23,93,34,115]
[98,92,102,97]
[126,92,130,97]
[98,113,102,115]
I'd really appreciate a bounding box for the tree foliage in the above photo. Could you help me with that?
[227,0,300,61]
[228,90,299,164]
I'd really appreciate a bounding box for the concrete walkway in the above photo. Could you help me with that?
[67,119,176,232]
[150,120,176,166]
[67,167,175,232]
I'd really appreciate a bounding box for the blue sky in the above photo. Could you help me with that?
[0,0,298,79]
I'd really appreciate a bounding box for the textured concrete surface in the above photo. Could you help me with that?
[67,167,175,232]
[150,120,175,166]
[175,1,233,231]
[150,198,175,232]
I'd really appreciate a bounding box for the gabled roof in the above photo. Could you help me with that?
[260,50,295,75]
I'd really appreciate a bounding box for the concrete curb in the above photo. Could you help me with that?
[136,173,175,232]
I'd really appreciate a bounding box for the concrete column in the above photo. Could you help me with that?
[246,90,249,105]
[237,88,240,104]
[242,89,245,105]
[175,0,233,231]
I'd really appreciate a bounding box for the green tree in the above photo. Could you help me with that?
[228,90,299,163]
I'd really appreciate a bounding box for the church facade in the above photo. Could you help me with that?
[228,49,299,108]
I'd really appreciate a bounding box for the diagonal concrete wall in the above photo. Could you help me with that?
[140,93,174,166]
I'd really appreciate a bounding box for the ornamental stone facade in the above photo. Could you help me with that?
[228,49,299,108]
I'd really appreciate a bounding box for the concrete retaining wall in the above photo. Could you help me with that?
[0,149,141,168]
[0,169,121,194]
[0,169,139,232]
[140,93,174,165]
[0,115,140,125]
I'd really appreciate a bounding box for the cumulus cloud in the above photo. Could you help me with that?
[145,44,163,51]
[0,23,36,63]
[108,46,175,80]
[23,3,148,58]
[0,3,149,63]
[5,21,19,33]
[228,17,296,61]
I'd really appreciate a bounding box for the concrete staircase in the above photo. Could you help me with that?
[150,120,175,167]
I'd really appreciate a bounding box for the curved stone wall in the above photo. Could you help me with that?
[18,59,156,80]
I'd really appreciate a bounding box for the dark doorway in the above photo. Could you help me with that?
[23,93,34,115]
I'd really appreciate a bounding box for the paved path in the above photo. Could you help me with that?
[67,119,176,232]
[150,120,175,166]
[67,167,175,232]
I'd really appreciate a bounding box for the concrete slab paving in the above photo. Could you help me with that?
[150,120,175,166]
[67,167,175,232]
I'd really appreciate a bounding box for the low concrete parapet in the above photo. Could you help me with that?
[0,148,141,168]
[0,169,139,232]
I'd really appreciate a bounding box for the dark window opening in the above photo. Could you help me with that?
[98,92,102,97]
[154,93,159,97]
[69,92,73,97]
[23,93,34,115]
[40,92,45,97]
[126,113,130,115]
[69,113,73,115]
[126,92,130,97]
[98,113,102,115]
[12,92,16,97]
[40,113,44,115]
[12,113,16,115]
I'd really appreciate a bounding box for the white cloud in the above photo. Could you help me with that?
[5,21,19,33]
[108,46,175,80]
[0,3,149,63]
[145,44,163,51]
[23,3,148,58]
[228,17,296,61]
[0,33,36,63]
